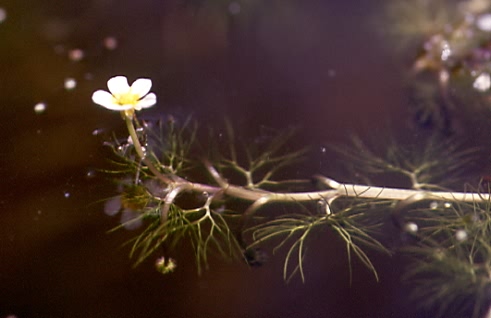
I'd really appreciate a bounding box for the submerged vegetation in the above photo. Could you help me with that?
[91,1,491,317]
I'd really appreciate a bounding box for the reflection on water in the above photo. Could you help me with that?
[1,1,479,317]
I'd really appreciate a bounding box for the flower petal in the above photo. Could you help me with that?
[136,93,157,109]
[107,76,130,95]
[92,90,115,108]
[93,90,134,111]
[130,78,152,97]
[121,209,143,230]
[104,196,122,216]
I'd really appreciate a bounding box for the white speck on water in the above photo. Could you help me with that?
[64,78,77,90]
[63,191,70,198]
[34,102,46,114]
[328,69,336,77]
[228,2,241,15]
[0,8,7,23]
[443,202,452,209]
[320,147,326,153]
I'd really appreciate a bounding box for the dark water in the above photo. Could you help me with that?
[0,1,472,317]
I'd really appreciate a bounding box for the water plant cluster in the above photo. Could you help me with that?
[93,1,491,317]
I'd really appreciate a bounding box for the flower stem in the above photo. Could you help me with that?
[125,115,173,184]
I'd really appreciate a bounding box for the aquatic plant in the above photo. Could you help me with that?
[92,67,491,317]
[385,0,491,134]
[88,2,491,316]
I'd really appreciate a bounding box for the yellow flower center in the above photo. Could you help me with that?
[114,92,140,106]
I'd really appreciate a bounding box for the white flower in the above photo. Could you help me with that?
[92,76,157,118]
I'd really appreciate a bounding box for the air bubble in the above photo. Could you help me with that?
[64,78,77,90]
[63,191,70,198]
[92,128,105,136]
[34,102,46,114]
[455,229,467,242]
[443,202,452,208]
[320,147,326,153]
[404,222,418,233]
[86,170,96,179]
[429,201,439,210]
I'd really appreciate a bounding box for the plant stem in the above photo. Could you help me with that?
[124,118,491,211]
[125,115,173,184]
[199,163,491,205]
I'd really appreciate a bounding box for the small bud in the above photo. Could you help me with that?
[155,257,177,274]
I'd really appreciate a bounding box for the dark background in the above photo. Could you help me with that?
[0,0,475,317]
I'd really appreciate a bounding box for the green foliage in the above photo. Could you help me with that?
[247,197,391,283]
[333,134,478,190]
[129,202,239,273]
[398,192,491,318]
